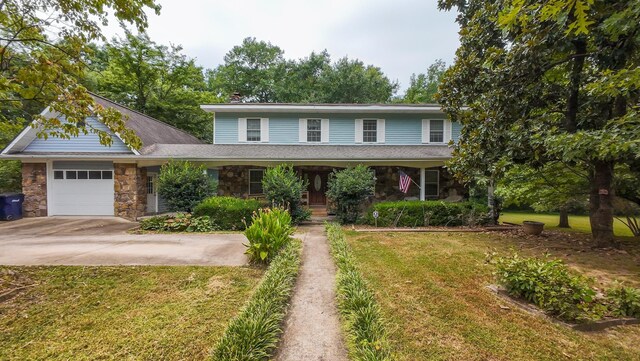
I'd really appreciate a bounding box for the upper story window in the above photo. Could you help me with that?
[246,118,261,142]
[238,118,269,142]
[429,119,444,143]
[363,119,377,143]
[307,119,322,142]
[356,118,385,144]
[422,119,450,144]
[299,118,329,143]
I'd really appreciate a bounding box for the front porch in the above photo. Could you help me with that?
[215,164,466,211]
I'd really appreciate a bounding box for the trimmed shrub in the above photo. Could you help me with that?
[364,200,491,227]
[211,238,302,360]
[193,196,261,231]
[139,213,216,232]
[262,164,310,223]
[326,223,392,360]
[244,208,294,264]
[493,254,605,322]
[607,284,640,318]
[327,165,375,224]
[157,160,217,212]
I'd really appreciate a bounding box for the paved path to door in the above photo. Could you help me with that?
[276,225,348,361]
[0,217,247,266]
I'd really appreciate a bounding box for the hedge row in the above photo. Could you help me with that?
[363,200,491,227]
[193,196,262,230]
[326,223,392,361]
[211,238,302,360]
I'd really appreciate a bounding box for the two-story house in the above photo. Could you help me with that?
[1,94,465,220]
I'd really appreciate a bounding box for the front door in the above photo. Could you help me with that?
[307,172,329,205]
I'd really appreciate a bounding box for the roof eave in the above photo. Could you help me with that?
[200,104,445,114]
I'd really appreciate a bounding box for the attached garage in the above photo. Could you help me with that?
[49,161,114,216]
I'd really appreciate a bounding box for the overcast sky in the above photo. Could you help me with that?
[105,0,461,93]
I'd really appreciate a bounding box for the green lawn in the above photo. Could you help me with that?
[345,230,640,361]
[500,211,635,237]
[0,266,263,360]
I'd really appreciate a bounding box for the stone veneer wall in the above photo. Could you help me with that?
[114,163,146,220]
[217,165,259,198]
[21,163,47,217]
[217,165,466,203]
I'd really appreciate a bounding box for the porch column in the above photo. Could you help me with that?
[419,168,425,201]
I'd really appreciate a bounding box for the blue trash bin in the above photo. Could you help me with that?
[0,193,24,221]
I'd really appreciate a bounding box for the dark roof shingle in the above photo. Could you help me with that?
[91,93,203,146]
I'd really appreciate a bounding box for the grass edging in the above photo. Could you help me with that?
[326,223,393,360]
[210,238,302,360]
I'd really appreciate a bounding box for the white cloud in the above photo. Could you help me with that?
[103,0,460,92]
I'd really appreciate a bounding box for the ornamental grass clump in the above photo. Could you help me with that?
[211,239,302,360]
[326,223,392,360]
[244,207,294,264]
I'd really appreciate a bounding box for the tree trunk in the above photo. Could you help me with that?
[558,209,570,228]
[487,179,497,225]
[589,161,616,247]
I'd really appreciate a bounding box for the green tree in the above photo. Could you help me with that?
[212,37,286,102]
[89,32,220,140]
[0,121,23,192]
[317,57,398,103]
[438,0,640,246]
[157,161,216,212]
[403,59,447,103]
[497,163,589,228]
[1,0,160,149]
[209,38,398,103]
[327,165,376,224]
[262,164,310,223]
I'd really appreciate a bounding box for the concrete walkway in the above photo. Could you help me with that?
[276,225,348,361]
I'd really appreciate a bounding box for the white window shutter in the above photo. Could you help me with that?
[321,118,330,143]
[444,120,451,144]
[299,118,307,142]
[377,119,385,143]
[261,118,269,142]
[238,118,247,142]
[422,119,429,143]
[355,119,363,143]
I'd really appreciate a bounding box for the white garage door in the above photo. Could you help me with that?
[50,163,114,216]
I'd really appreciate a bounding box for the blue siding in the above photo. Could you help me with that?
[329,118,355,144]
[269,118,299,144]
[452,121,461,143]
[215,115,239,144]
[24,117,131,153]
[214,112,457,145]
[385,117,422,144]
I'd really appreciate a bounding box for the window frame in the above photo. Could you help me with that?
[424,170,439,198]
[246,118,262,142]
[429,119,445,143]
[362,119,378,143]
[422,119,450,144]
[248,169,265,195]
[53,169,114,180]
[306,118,322,143]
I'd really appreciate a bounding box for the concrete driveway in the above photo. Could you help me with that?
[0,217,248,266]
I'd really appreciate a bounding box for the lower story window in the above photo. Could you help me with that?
[425,170,439,197]
[249,169,265,195]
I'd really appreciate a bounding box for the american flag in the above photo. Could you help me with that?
[399,171,411,193]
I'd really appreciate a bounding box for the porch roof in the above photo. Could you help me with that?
[140,144,452,161]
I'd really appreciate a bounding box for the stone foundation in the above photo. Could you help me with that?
[21,163,47,217]
[114,163,146,220]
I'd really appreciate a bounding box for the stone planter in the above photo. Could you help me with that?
[523,221,545,235]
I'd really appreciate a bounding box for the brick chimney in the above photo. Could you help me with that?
[229,92,242,103]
